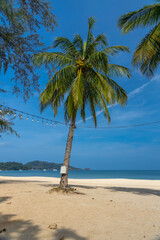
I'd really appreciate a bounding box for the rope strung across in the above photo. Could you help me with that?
[0,104,160,129]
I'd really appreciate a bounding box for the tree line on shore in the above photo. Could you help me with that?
[0,161,80,171]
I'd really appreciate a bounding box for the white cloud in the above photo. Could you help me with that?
[114,110,144,121]
[127,81,150,99]
[127,74,160,99]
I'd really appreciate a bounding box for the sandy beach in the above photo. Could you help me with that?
[0,177,160,240]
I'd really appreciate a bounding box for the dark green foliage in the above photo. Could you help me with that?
[0,106,18,137]
[24,160,62,170]
[34,17,131,127]
[0,0,56,137]
[118,1,160,77]
[24,160,80,170]
[0,0,57,99]
[0,161,80,170]
[0,162,29,170]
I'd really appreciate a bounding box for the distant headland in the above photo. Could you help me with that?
[0,161,82,171]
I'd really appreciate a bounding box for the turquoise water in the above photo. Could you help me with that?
[0,170,160,180]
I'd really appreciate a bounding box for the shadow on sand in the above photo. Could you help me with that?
[2,179,160,197]
[40,183,160,198]
[104,186,160,197]
[0,180,44,185]
[40,183,160,197]
[0,213,40,240]
[153,237,160,240]
[0,196,87,240]
[40,183,97,190]
[53,228,87,240]
[0,197,11,204]
[0,211,88,240]
[0,195,40,240]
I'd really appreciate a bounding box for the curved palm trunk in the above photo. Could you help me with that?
[59,118,76,189]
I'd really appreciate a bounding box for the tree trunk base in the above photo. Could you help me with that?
[48,186,76,194]
[59,174,68,189]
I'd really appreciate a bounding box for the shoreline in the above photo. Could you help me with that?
[1,176,160,188]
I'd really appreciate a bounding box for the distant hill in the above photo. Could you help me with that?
[25,161,80,170]
[0,161,81,171]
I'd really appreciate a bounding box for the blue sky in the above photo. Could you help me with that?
[1,0,160,170]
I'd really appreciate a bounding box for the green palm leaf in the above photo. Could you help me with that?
[53,37,79,58]
[33,52,75,68]
[103,46,130,56]
[118,1,160,76]
[118,3,160,34]
[132,24,160,76]
[73,34,84,57]
[108,64,131,78]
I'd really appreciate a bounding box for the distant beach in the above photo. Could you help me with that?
[0,176,160,239]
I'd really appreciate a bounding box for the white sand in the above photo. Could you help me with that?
[0,176,160,240]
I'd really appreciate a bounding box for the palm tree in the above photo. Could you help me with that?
[33,17,131,189]
[118,1,160,77]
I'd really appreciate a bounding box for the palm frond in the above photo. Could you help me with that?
[39,65,76,112]
[85,70,111,125]
[118,3,160,34]
[71,69,84,108]
[118,1,160,77]
[46,65,76,87]
[88,94,97,127]
[138,50,160,77]
[85,17,96,57]
[33,52,75,68]
[103,46,130,56]
[92,34,108,48]
[85,34,108,59]
[73,34,84,57]
[88,69,116,105]
[80,101,86,122]
[87,51,109,73]
[40,83,54,106]
[64,92,77,122]
[108,64,131,78]
[53,37,79,58]
[133,24,160,61]
[97,93,111,124]
[105,77,128,106]
[132,24,160,76]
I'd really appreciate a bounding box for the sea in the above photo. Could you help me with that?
[0,170,160,180]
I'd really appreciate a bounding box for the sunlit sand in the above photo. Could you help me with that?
[0,177,160,240]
